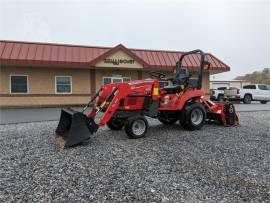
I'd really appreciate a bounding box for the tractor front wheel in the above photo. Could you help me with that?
[125,116,148,139]
[107,118,124,130]
[180,103,206,130]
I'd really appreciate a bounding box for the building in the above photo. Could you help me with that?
[210,80,251,89]
[0,40,230,107]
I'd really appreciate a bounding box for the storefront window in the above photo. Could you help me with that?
[103,77,131,85]
[10,75,28,93]
[55,76,72,94]
[123,77,131,82]
[103,77,112,85]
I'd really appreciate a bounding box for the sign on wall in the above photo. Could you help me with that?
[104,58,135,65]
[95,50,143,68]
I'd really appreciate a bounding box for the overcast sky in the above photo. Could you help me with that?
[0,0,269,80]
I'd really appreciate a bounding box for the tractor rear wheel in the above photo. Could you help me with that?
[125,116,148,139]
[107,118,124,130]
[180,103,206,130]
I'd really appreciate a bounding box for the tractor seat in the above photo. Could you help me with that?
[162,85,181,94]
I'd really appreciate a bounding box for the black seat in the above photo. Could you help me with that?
[162,85,181,94]
[173,68,190,86]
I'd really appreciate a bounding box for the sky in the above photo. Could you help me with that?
[0,0,269,80]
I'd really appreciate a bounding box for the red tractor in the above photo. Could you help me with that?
[55,50,239,148]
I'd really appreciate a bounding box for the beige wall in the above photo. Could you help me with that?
[0,66,92,107]
[0,66,91,94]
[202,73,210,93]
[0,96,90,107]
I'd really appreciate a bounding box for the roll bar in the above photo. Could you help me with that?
[176,49,207,90]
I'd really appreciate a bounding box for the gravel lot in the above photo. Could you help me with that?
[0,112,270,202]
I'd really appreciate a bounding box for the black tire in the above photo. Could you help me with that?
[217,94,224,101]
[180,103,206,130]
[260,101,268,104]
[125,116,148,139]
[243,94,252,104]
[107,118,124,130]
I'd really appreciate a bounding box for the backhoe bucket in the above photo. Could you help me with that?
[55,108,98,148]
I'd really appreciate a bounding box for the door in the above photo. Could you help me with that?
[266,85,270,101]
[112,77,123,83]
[243,85,258,99]
[258,85,270,100]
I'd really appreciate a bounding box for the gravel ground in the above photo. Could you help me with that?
[0,112,270,202]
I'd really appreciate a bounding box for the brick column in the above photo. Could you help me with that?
[137,70,142,80]
[90,69,96,95]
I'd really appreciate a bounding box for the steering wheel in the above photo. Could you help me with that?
[149,71,166,80]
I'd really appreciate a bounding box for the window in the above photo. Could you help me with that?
[103,77,112,85]
[10,75,28,93]
[217,87,227,90]
[159,81,169,88]
[243,85,256,89]
[123,77,131,82]
[103,77,131,85]
[55,76,72,94]
[258,85,267,90]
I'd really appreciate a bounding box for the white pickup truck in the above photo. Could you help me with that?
[240,84,270,104]
[210,86,240,101]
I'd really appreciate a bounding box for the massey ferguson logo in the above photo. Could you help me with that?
[104,58,135,65]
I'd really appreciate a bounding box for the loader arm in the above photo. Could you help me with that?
[89,83,131,126]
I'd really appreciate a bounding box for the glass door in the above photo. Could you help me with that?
[112,77,123,83]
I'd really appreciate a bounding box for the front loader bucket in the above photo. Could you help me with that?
[55,108,98,148]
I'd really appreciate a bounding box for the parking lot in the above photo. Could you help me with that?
[0,102,269,125]
[0,111,269,202]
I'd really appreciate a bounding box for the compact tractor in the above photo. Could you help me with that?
[55,50,239,148]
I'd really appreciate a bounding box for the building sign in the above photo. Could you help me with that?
[96,50,143,68]
[104,58,135,65]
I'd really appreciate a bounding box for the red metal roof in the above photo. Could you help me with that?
[0,40,230,72]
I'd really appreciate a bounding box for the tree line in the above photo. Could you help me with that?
[234,68,270,84]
